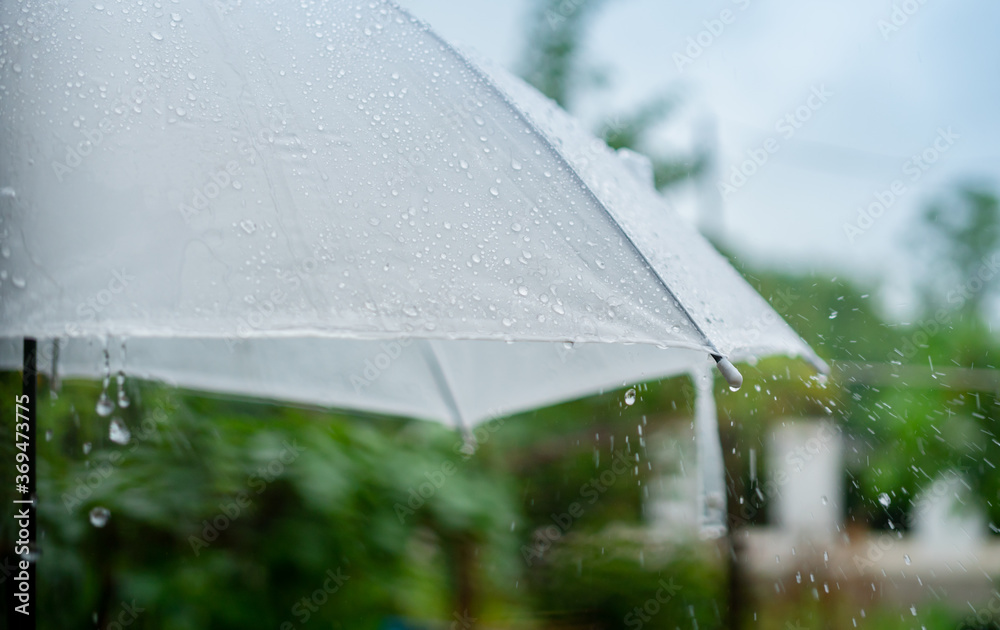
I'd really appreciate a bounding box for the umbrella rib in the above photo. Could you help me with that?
[418,339,471,436]
[396,3,722,358]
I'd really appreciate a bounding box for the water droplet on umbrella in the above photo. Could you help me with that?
[0,186,15,198]
[489,186,499,196]
[12,276,26,288]
[89,507,110,527]
[109,417,130,445]
[511,158,522,170]
[150,31,163,41]
[624,388,636,406]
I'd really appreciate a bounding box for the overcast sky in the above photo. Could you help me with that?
[399,0,1000,317]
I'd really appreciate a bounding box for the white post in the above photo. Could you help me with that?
[769,420,843,537]
[694,365,727,538]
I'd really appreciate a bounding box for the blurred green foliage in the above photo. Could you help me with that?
[1,374,528,629]
[1,372,732,629]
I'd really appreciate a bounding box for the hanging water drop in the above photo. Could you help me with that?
[89,507,110,528]
[109,417,131,445]
[96,391,113,417]
[116,372,130,408]
[116,341,130,407]
[96,344,114,417]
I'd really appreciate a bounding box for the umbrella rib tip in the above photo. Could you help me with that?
[713,355,743,391]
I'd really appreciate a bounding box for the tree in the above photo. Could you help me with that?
[912,184,1000,318]
[518,0,707,191]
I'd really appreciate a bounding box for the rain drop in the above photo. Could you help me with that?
[89,507,110,528]
[96,392,114,417]
[116,373,130,408]
[624,388,636,406]
[83,442,92,455]
[109,417,130,445]
[96,346,114,417]
[150,31,163,41]
[878,493,891,507]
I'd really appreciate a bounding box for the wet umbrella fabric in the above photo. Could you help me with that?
[0,0,823,427]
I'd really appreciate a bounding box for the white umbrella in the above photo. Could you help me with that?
[0,0,827,544]
[0,0,820,406]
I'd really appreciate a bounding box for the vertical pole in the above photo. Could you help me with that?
[694,365,726,537]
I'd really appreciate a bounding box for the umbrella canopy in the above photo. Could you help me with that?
[0,0,823,424]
